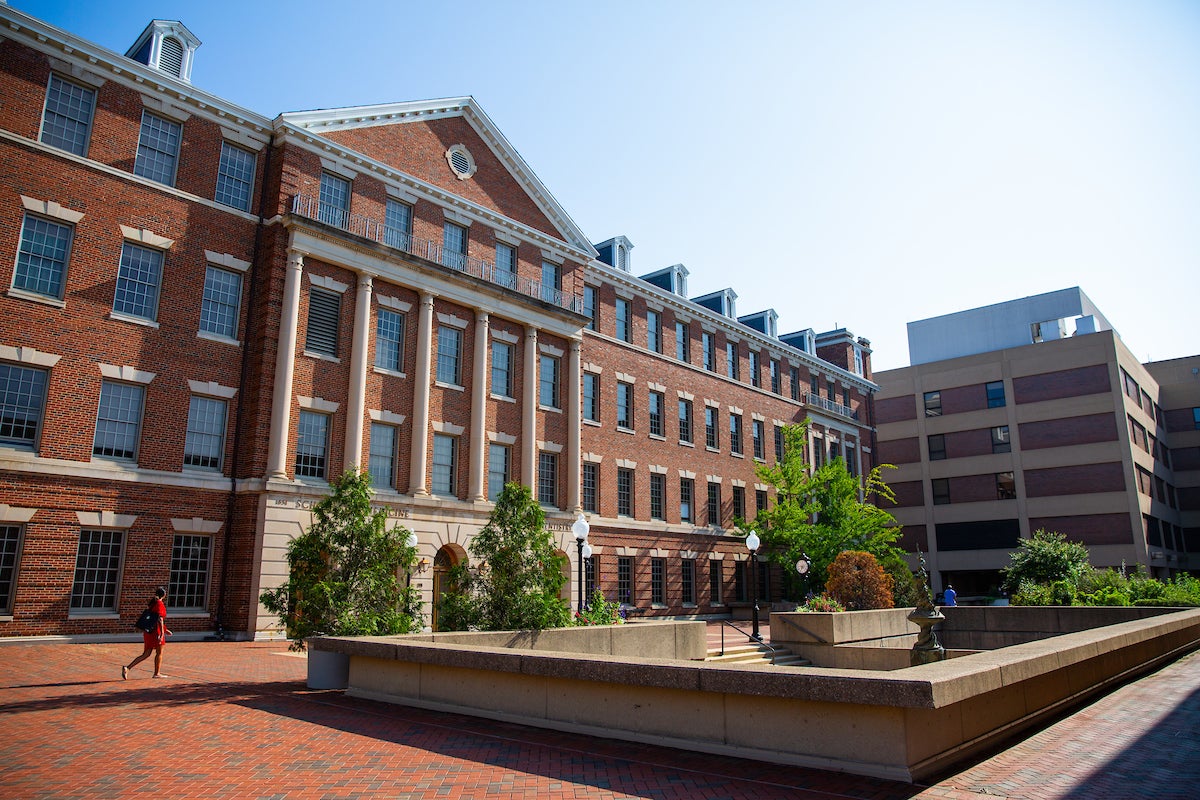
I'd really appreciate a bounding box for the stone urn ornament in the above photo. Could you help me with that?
[908,549,945,665]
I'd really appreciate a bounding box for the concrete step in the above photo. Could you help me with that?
[706,643,811,668]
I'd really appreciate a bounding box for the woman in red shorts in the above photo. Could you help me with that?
[123,586,171,679]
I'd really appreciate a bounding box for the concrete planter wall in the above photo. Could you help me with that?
[307,647,350,689]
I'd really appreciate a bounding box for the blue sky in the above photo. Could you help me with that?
[22,0,1200,371]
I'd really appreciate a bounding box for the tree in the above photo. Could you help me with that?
[1002,529,1091,592]
[825,550,894,610]
[437,483,573,631]
[745,421,903,598]
[260,469,421,650]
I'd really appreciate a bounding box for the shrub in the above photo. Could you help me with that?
[1002,529,1091,592]
[1129,573,1168,603]
[880,555,924,608]
[824,550,894,610]
[1161,575,1200,607]
[575,591,623,625]
[802,595,846,612]
[1012,580,1053,606]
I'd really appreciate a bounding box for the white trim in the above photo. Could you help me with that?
[76,511,137,528]
[678,390,695,401]
[491,328,519,344]
[538,441,564,454]
[436,312,469,329]
[616,372,636,383]
[444,144,477,180]
[616,459,637,469]
[708,552,725,561]
[538,342,564,357]
[98,364,155,384]
[432,421,465,435]
[442,207,473,226]
[140,95,192,122]
[755,483,769,492]
[297,395,339,413]
[376,294,412,313]
[680,470,697,479]
[616,546,639,557]
[0,504,36,523]
[319,157,358,180]
[582,362,602,374]
[20,195,84,224]
[218,125,268,150]
[751,412,765,422]
[368,409,407,426]
[730,479,746,488]
[494,229,520,246]
[0,345,61,367]
[187,380,237,399]
[582,452,603,463]
[170,517,222,534]
[704,398,720,408]
[540,249,565,265]
[45,56,106,87]
[204,250,251,272]
[650,548,670,558]
[119,225,174,250]
[648,464,667,474]
[706,475,723,483]
[488,431,517,445]
[646,381,665,392]
[728,405,743,415]
[385,184,419,204]
[308,273,349,294]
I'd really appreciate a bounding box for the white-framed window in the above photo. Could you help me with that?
[70,528,124,613]
[705,406,718,449]
[749,351,760,387]
[442,221,468,270]
[375,307,405,371]
[647,309,661,353]
[487,443,510,501]
[681,478,694,522]
[681,558,696,604]
[539,354,560,409]
[753,419,765,460]
[294,410,330,479]
[169,533,211,612]
[541,261,561,303]
[676,321,690,362]
[615,297,631,342]
[538,451,558,506]
[319,173,350,228]
[14,214,73,300]
[770,360,781,393]
[214,142,255,211]
[368,422,397,489]
[678,399,693,443]
[432,433,457,496]
[617,382,634,430]
[582,462,599,512]
[134,111,182,186]
[385,199,413,251]
[491,341,513,397]
[648,391,664,437]
[436,325,463,385]
[726,341,739,380]
[199,265,243,340]
[41,74,95,157]
[183,395,227,471]
[0,363,49,450]
[649,473,665,520]
[707,482,721,526]
[93,381,144,461]
[305,287,341,358]
[0,524,24,614]
[583,285,597,330]
[730,413,743,455]
[495,242,517,288]
[702,332,715,371]
[583,372,599,422]
[113,242,164,321]
[617,468,634,516]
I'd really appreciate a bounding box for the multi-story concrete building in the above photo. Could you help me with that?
[0,7,878,638]
[875,288,1198,596]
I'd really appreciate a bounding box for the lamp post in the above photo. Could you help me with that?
[581,542,593,610]
[796,552,812,601]
[572,514,590,614]
[746,531,762,641]
[405,530,419,589]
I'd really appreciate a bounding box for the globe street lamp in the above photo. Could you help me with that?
[746,531,762,641]
[405,530,419,589]
[572,514,590,614]
[581,542,593,610]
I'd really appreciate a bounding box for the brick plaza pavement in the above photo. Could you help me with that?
[0,637,1197,799]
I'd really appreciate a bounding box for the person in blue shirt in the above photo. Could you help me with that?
[943,585,957,607]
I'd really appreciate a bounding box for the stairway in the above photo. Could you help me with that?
[706,641,811,668]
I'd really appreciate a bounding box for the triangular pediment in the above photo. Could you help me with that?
[279,98,595,256]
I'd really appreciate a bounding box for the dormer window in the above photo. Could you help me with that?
[125,20,201,83]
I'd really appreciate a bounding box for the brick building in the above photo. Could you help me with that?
[0,7,878,638]
[874,288,1199,596]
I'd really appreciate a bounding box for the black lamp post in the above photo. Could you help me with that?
[746,531,762,641]
[572,514,589,614]
[796,552,812,600]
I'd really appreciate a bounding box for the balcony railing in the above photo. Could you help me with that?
[292,194,583,314]
[807,392,858,420]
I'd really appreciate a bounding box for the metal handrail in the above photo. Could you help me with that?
[806,391,858,420]
[716,619,785,665]
[290,194,583,314]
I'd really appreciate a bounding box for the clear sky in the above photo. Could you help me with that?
[18,0,1200,371]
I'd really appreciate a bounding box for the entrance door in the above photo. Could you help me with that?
[432,545,462,632]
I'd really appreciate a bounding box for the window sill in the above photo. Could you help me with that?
[648,433,666,442]
[651,603,667,609]
[754,457,765,463]
[682,603,697,609]
[109,311,159,329]
[678,440,694,448]
[435,381,465,392]
[182,466,224,476]
[706,446,720,453]
[374,366,407,379]
[303,350,340,364]
[295,476,331,487]
[617,426,636,435]
[730,452,744,459]
[197,330,241,347]
[7,287,66,308]
[583,419,602,427]
[539,405,562,414]
[491,393,515,404]
[68,612,120,620]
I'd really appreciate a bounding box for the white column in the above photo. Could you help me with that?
[408,291,436,496]
[469,309,490,502]
[344,273,373,471]
[567,337,582,513]
[522,325,538,487]
[266,250,304,480]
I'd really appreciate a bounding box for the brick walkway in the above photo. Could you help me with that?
[0,638,1196,799]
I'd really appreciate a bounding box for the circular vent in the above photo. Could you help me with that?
[445,144,477,180]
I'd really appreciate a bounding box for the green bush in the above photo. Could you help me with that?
[1077,585,1129,606]
[1002,529,1090,592]
[1012,580,1053,606]
[575,591,623,625]
[1161,575,1200,607]
[802,595,846,612]
[881,556,925,608]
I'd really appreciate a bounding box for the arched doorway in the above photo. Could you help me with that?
[432,544,467,631]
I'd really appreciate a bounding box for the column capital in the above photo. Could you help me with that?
[476,309,490,324]
[286,250,305,269]
[525,324,538,338]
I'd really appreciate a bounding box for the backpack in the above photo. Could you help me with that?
[135,608,160,634]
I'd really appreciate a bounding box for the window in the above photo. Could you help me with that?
[214,142,255,211]
[681,559,695,605]
[749,351,760,387]
[650,473,665,520]
[680,478,694,523]
[540,261,561,303]
[295,410,329,479]
[774,425,784,462]
[846,447,857,476]
[734,560,747,602]
[648,391,664,437]
[678,399,693,443]
[539,355,560,409]
[651,557,665,605]
[707,482,721,526]
[726,342,740,380]
[923,390,942,417]
[647,310,661,352]
[41,74,95,156]
[583,372,599,422]
[305,287,340,357]
[582,462,598,512]
[843,388,851,407]
[932,478,950,505]
[617,467,633,516]
[709,560,722,605]
[487,443,511,501]
[93,381,144,460]
[385,200,414,251]
[169,534,211,611]
[770,360,781,393]
[618,555,634,605]
[442,221,468,270]
[615,297,632,342]
[705,406,719,449]
[732,485,746,520]
[702,332,715,371]
[991,425,1011,454]
[617,382,634,430]
[317,174,351,227]
[14,214,73,299]
[432,434,457,496]
[928,434,946,461]
[199,266,243,340]
[1193,408,1200,431]
[986,380,1006,409]
[368,423,397,489]
[134,111,181,185]
[730,413,743,455]
[375,308,406,372]
[538,452,558,506]
[583,285,597,330]
[758,557,771,602]
[996,472,1016,500]
[436,326,463,385]
[0,524,23,614]
[70,529,123,612]
[113,242,164,321]
[183,395,227,470]
[585,554,597,599]
[854,348,864,376]
[0,364,48,449]
[491,341,513,397]
[752,419,765,459]
[757,490,769,518]
[790,367,801,401]
[676,321,690,362]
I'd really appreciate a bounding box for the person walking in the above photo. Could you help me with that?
[123,587,171,679]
